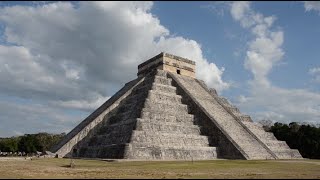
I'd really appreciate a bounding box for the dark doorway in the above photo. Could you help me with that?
[177,69,181,74]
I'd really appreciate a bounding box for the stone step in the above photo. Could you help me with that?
[140,110,195,125]
[137,117,195,126]
[135,118,200,134]
[248,129,278,141]
[108,118,136,127]
[130,130,210,147]
[273,149,303,159]
[241,121,264,130]
[143,75,172,86]
[218,102,243,118]
[143,69,168,78]
[151,83,177,94]
[151,69,168,77]
[143,99,188,113]
[229,110,243,117]
[223,104,240,114]
[133,82,177,95]
[113,105,194,124]
[147,90,182,104]
[77,144,127,159]
[131,84,152,95]
[127,85,181,105]
[216,96,231,106]
[108,110,141,125]
[127,143,217,160]
[104,116,196,130]
[97,119,137,135]
[215,95,230,106]
[89,125,209,148]
[78,143,218,160]
[117,101,144,114]
[127,86,181,107]
[265,140,290,150]
[124,91,149,104]
[90,133,132,146]
[225,137,276,159]
[237,121,280,143]
[142,107,189,116]
[239,115,253,122]
[100,115,199,136]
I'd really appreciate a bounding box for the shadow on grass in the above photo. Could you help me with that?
[60,165,73,168]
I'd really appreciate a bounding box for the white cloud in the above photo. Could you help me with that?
[0,2,229,98]
[230,2,320,124]
[0,2,229,136]
[0,99,82,137]
[304,1,320,13]
[51,95,111,112]
[237,86,320,123]
[309,67,320,74]
[237,95,248,103]
[309,67,320,83]
[230,1,283,87]
[230,1,251,25]
[200,2,228,17]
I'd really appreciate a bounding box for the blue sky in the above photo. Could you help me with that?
[0,1,319,137]
[153,1,320,92]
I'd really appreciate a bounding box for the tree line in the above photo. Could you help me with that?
[1,122,320,159]
[0,132,65,154]
[262,122,320,159]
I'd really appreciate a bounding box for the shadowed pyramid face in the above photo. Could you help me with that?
[137,52,196,79]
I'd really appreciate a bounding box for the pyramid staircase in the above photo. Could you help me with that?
[71,70,217,160]
[199,79,302,159]
[168,72,302,160]
[52,52,302,160]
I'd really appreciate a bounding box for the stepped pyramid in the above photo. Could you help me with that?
[52,52,302,160]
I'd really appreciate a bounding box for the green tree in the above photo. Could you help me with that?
[1,132,66,154]
[0,138,19,152]
[270,122,320,159]
[18,134,38,153]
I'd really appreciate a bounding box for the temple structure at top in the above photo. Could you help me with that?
[137,52,196,78]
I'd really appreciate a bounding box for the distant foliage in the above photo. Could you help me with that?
[269,122,320,159]
[0,137,19,152]
[0,132,65,154]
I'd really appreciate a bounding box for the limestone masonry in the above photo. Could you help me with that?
[52,52,302,160]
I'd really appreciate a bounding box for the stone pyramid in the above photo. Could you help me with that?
[52,52,302,160]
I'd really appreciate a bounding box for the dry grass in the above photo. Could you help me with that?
[0,157,319,179]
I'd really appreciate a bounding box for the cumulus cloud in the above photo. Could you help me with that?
[200,2,228,17]
[0,2,229,136]
[0,99,82,137]
[309,67,320,83]
[304,1,320,13]
[230,1,283,87]
[0,2,228,99]
[237,86,320,123]
[50,95,111,112]
[229,2,320,124]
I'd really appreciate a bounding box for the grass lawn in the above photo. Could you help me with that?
[0,157,319,179]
